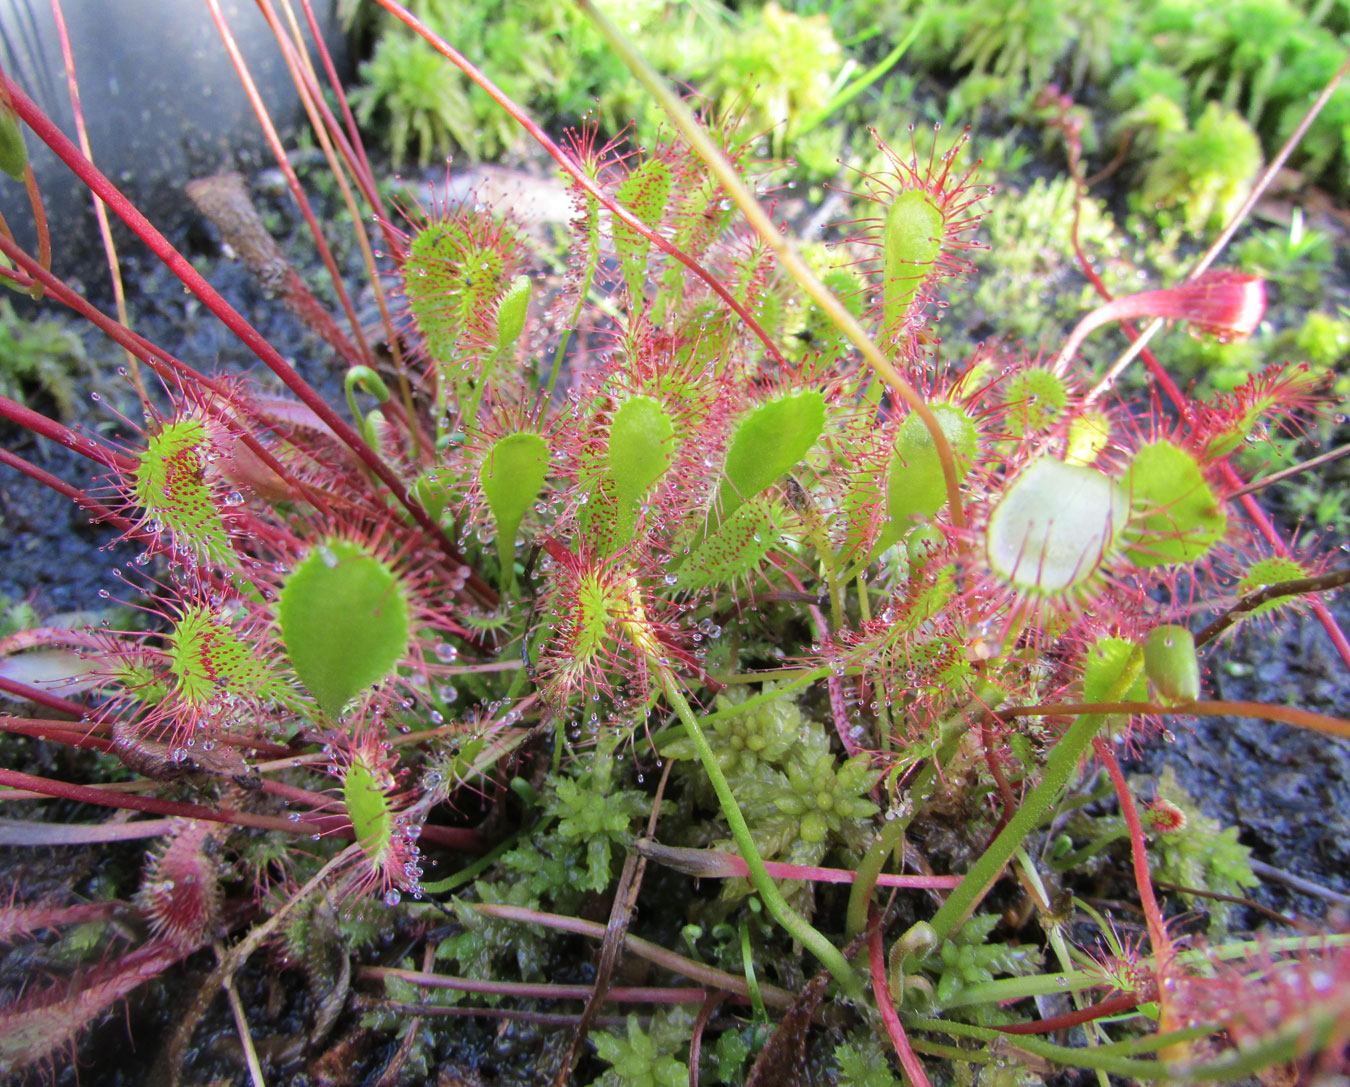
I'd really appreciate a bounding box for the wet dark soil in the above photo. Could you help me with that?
[1129,604,1350,923]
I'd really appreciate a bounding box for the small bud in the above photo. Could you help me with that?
[1144,624,1200,704]
[496,274,531,352]
[0,105,27,182]
[1145,797,1188,834]
[896,920,938,960]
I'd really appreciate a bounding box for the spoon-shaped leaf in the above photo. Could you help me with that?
[279,539,410,718]
[608,395,674,544]
[719,390,825,520]
[480,431,550,593]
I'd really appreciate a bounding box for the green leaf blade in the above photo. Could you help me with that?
[279,540,411,719]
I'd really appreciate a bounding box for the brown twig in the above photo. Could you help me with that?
[1151,878,1310,932]
[185,172,366,371]
[555,758,675,1085]
[1248,859,1350,909]
[1194,566,1350,648]
[467,902,798,1010]
[1226,441,1350,501]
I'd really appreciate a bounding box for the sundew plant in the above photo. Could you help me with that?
[1,2,1349,1084]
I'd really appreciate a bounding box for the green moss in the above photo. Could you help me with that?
[1144,767,1258,934]
[959,176,1124,358]
[1137,103,1262,234]
[1293,311,1350,370]
[0,298,90,420]
[591,1010,691,1087]
[698,2,845,168]
[350,0,699,163]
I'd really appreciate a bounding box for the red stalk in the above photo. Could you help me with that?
[639,840,960,888]
[0,675,91,717]
[1221,461,1350,670]
[297,0,387,221]
[1053,271,1265,378]
[205,0,373,367]
[19,161,49,283]
[0,394,133,473]
[980,715,1018,837]
[1093,739,1172,976]
[0,446,134,531]
[868,912,933,1087]
[0,766,324,835]
[0,230,340,520]
[0,899,126,932]
[993,992,1141,1035]
[688,990,727,1087]
[0,717,112,753]
[50,0,147,403]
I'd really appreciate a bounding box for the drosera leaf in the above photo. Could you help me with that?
[402,212,522,378]
[1003,366,1069,433]
[718,390,825,522]
[1236,555,1312,618]
[496,274,531,353]
[883,189,944,333]
[837,403,975,566]
[1144,624,1200,705]
[479,431,550,594]
[613,155,672,300]
[680,496,782,590]
[986,456,1128,596]
[279,539,411,719]
[1084,635,1147,733]
[882,403,978,550]
[343,754,395,867]
[133,417,235,568]
[167,605,288,713]
[1123,441,1226,566]
[576,453,622,555]
[1084,637,1147,705]
[608,395,674,545]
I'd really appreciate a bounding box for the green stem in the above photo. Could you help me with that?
[926,650,1143,942]
[420,831,521,895]
[946,970,1104,1009]
[950,931,1350,1009]
[1016,848,1111,1087]
[907,1038,995,1066]
[845,817,905,940]
[914,1013,1341,1084]
[910,1018,1168,1078]
[1050,826,1128,872]
[344,365,390,448]
[658,667,864,1000]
